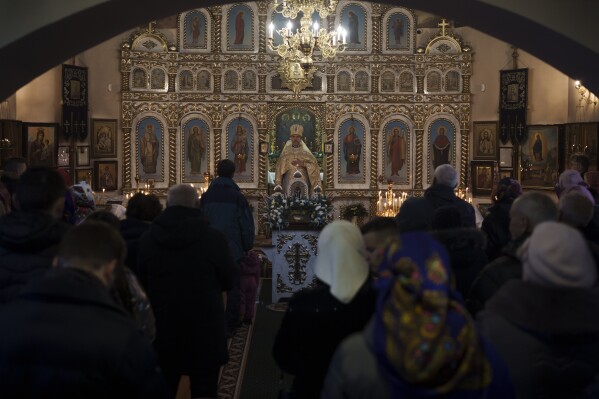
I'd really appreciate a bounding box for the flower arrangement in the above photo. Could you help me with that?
[263,193,333,230]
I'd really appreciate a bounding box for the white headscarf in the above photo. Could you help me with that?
[314,220,369,304]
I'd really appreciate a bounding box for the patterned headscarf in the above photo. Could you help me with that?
[492,177,522,204]
[373,233,493,397]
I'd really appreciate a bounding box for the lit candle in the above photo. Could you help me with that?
[102,188,105,193]
[286,20,292,35]
[313,21,319,37]
[269,22,274,39]
[342,28,347,44]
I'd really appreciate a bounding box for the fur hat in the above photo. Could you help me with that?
[521,221,596,288]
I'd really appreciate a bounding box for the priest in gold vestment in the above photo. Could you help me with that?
[274,124,321,195]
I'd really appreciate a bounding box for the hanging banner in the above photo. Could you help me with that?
[499,68,528,144]
[62,65,88,141]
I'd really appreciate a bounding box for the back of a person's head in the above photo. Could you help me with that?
[167,184,199,208]
[216,159,235,178]
[511,191,557,229]
[558,169,584,191]
[558,191,595,228]
[2,157,27,177]
[522,221,596,288]
[561,184,595,205]
[433,164,458,188]
[395,197,431,232]
[431,205,462,230]
[492,177,522,204]
[569,153,590,175]
[58,221,126,271]
[126,193,163,221]
[84,210,121,229]
[584,171,599,191]
[360,217,400,236]
[16,167,66,212]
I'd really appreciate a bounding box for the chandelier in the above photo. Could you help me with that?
[268,0,346,95]
[376,182,408,217]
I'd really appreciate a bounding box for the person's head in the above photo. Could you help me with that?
[349,125,356,135]
[569,153,590,175]
[192,126,199,134]
[360,217,401,270]
[431,205,462,230]
[167,184,199,208]
[54,221,126,286]
[216,159,235,178]
[236,125,243,134]
[145,124,153,134]
[15,167,66,217]
[557,169,586,197]
[521,221,596,288]
[314,220,369,304]
[2,157,27,178]
[126,193,163,221]
[36,128,44,141]
[558,191,595,228]
[432,164,458,188]
[585,171,599,191]
[482,129,489,139]
[438,126,446,135]
[84,210,121,229]
[289,124,304,147]
[492,177,522,204]
[509,191,557,240]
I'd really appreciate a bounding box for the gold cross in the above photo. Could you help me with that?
[438,19,449,36]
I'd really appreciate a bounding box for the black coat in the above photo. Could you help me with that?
[478,280,599,398]
[395,185,475,232]
[433,227,488,301]
[481,202,512,261]
[0,210,70,305]
[120,218,151,276]
[138,206,235,373]
[272,280,376,399]
[0,268,167,399]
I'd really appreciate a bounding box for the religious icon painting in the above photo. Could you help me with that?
[226,4,254,51]
[91,119,117,158]
[182,10,208,50]
[427,119,456,184]
[565,123,598,171]
[355,71,369,92]
[150,68,167,91]
[339,3,367,51]
[519,125,560,189]
[75,168,93,187]
[385,12,410,50]
[339,118,366,183]
[23,123,59,168]
[227,117,253,183]
[337,71,351,92]
[94,160,118,192]
[136,116,164,182]
[182,118,210,183]
[399,71,414,92]
[426,71,442,92]
[224,70,238,91]
[242,70,256,91]
[380,71,396,92]
[197,70,211,91]
[472,121,498,160]
[382,120,411,185]
[445,70,461,92]
[178,70,194,91]
[131,68,147,90]
[471,160,494,197]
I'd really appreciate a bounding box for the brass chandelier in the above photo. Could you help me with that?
[268,0,346,95]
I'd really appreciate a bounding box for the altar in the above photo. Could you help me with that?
[270,229,319,303]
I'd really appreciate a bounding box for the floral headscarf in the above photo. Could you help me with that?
[373,233,493,397]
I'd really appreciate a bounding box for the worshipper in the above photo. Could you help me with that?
[0,156,27,211]
[138,184,235,399]
[120,193,163,274]
[239,249,260,325]
[322,233,514,399]
[478,221,599,398]
[0,167,70,305]
[556,168,591,198]
[0,221,167,398]
[273,221,376,399]
[569,152,590,178]
[431,205,488,301]
[395,164,475,232]
[70,181,95,224]
[200,159,255,337]
[480,177,522,261]
[467,192,557,315]
[360,217,401,274]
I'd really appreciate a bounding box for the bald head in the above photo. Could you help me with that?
[509,191,557,240]
[167,184,199,208]
[433,164,458,188]
[559,191,595,228]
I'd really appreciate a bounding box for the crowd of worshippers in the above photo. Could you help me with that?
[0,153,599,398]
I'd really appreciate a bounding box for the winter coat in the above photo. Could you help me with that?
[478,280,599,398]
[395,185,475,232]
[200,176,255,261]
[120,218,151,276]
[273,279,376,399]
[138,206,236,373]
[0,267,167,399]
[0,210,70,305]
[432,228,488,301]
[481,202,512,261]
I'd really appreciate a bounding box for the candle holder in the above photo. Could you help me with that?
[376,182,408,217]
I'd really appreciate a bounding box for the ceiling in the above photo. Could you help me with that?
[0,0,596,101]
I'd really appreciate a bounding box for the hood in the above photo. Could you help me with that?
[148,206,208,248]
[0,211,69,253]
[208,176,240,191]
[433,227,486,251]
[487,280,599,336]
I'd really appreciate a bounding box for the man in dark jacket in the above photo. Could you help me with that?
[0,221,167,399]
[395,164,475,231]
[200,159,255,336]
[139,184,236,398]
[0,167,70,304]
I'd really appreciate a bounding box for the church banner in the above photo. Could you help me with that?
[62,65,88,141]
[499,68,528,144]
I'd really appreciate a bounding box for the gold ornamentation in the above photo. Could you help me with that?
[300,233,318,255]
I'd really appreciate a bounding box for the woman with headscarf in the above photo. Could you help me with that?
[322,233,514,399]
[481,177,522,261]
[272,221,376,399]
[478,222,599,398]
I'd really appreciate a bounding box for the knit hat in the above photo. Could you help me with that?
[314,220,369,304]
[521,221,596,288]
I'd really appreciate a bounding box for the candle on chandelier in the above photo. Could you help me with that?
[269,22,274,39]
[313,21,319,37]
[342,28,347,44]
[286,20,292,35]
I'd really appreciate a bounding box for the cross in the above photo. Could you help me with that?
[438,19,449,36]
[284,243,310,285]
[511,46,519,69]
[517,123,524,133]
